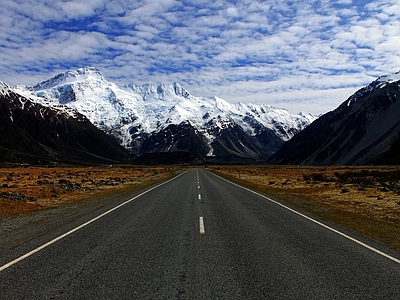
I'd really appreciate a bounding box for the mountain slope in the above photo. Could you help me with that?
[27,67,316,161]
[0,81,129,164]
[269,71,400,165]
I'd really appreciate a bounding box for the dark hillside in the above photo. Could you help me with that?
[0,84,128,164]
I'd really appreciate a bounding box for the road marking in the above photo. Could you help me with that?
[199,217,205,234]
[211,172,400,265]
[0,170,189,273]
[198,185,200,189]
[198,194,201,200]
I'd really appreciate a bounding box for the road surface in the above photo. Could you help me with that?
[1,168,399,299]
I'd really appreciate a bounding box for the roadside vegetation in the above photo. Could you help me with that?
[0,165,180,217]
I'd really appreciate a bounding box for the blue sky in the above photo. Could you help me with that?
[1,0,399,114]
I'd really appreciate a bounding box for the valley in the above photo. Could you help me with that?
[1,164,399,252]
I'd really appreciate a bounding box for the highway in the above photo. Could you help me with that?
[1,168,399,299]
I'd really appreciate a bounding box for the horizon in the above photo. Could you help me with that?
[0,0,399,115]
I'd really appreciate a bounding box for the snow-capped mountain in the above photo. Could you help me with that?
[0,81,129,164]
[269,70,400,165]
[346,71,400,107]
[20,67,317,161]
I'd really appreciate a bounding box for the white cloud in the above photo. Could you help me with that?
[337,0,353,4]
[225,7,239,17]
[0,0,399,114]
[55,0,106,19]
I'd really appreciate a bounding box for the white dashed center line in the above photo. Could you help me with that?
[199,217,205,234]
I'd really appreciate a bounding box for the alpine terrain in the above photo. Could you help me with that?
[20,67,316,162]
[0,81,129,164]
[269,70,400,165]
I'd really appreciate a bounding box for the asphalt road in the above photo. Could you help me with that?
[1,168,399,299]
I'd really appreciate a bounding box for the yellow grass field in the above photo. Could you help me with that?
[0,165,179,216]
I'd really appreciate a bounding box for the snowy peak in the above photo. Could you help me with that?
[376,70,400,85]
[33,67,105,90]
[0,80,128,164]
[347,70,400,106]
[125,82,191,100]
[0,81,13,97]
[2,81,82,119]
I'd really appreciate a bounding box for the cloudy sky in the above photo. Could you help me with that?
[1,0,399,114]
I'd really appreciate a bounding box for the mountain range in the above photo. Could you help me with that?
[11,67,316,163]
[1,67,399,165]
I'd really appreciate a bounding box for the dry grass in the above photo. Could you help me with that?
[207,165,400,251]
[0,165,180,217]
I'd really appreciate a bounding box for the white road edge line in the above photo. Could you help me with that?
[211,172,400,265]
[199,217,205,234]
[0,170,189,273]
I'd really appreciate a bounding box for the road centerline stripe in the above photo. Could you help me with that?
[199,217,205,234]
